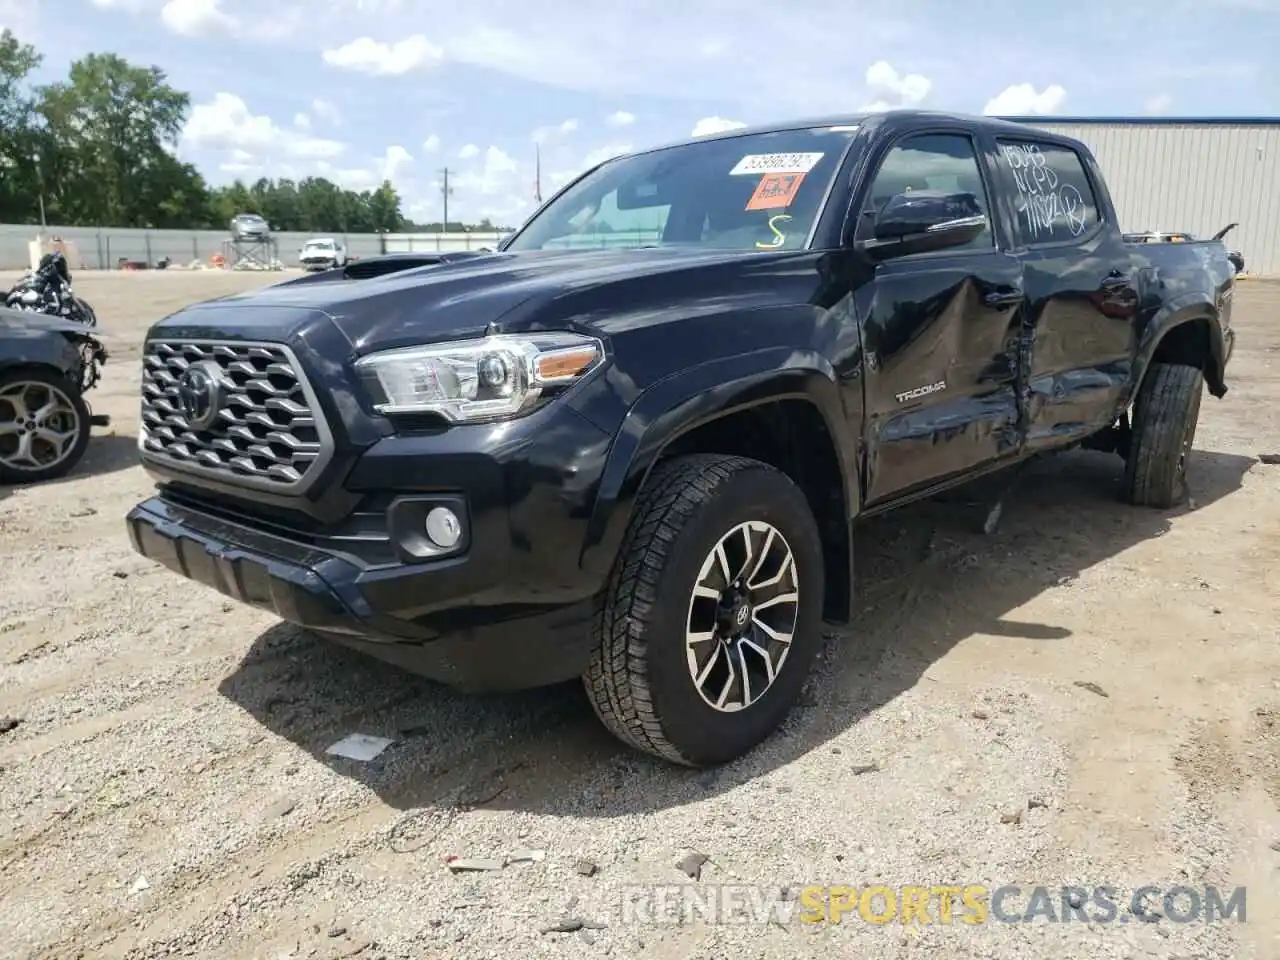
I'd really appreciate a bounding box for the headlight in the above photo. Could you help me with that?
[354,332,604,423]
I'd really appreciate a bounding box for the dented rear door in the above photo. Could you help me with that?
[988,136,1139,452]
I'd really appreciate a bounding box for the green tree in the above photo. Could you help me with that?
[0,35,461,233]
[0,30,43,224]
[36,53,194,226]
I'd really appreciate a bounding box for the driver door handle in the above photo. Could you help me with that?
[983,288,1023,307]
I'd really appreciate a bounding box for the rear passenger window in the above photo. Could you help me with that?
[997,140,1099,245]
[863,133,994,251]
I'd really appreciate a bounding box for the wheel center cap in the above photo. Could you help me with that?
[717,588,752,637]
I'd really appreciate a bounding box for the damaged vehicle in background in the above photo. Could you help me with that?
[1123,223,1245,274]
[299,237,348,271]
[0,304,109,483]
[125,110,1235,767]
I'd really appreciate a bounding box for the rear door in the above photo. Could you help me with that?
[854,129,1026,506]
[985,136,1140,453]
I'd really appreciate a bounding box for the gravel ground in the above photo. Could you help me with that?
[1,269,1278,960]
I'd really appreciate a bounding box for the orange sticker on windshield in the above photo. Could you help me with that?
[745,172,805,211]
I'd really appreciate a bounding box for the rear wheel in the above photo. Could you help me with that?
[1123,361,1204,508]
[0,368,92,484]
[583,454,825,767]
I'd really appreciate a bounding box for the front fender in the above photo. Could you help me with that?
[578,347,855,587]
[0,325,84,378]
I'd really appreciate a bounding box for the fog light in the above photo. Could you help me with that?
[425,506,462,548]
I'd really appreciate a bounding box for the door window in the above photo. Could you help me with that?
[861,133,994,251]
[995,140,1099,245]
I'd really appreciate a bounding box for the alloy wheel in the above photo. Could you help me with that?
[0,380,82,473]
[685,520,800,712]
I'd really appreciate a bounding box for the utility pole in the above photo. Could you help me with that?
[534,144,542,204]
[32,151,47,235]
[439,168,454,232]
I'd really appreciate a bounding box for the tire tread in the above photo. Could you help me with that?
[583,454,777,766]
[1124,362,1204,508]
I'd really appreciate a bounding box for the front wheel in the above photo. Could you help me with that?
[1123,361,1204,508]
[584,454,826,767]
[0,369,92,484]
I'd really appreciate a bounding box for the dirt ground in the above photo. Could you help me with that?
[1,269,1278,960]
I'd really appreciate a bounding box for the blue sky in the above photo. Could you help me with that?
[1,0,1276,226]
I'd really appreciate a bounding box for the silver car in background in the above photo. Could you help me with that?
[230,213,271,242]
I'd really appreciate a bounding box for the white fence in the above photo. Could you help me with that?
[0,224,510,271]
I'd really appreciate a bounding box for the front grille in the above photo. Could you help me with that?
[139,339,330,491]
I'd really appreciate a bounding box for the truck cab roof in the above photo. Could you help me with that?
[636,109,1090,158]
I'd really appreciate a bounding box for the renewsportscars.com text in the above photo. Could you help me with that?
[617,884,1247,926]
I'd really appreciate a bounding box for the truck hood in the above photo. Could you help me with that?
[152,247,806,353]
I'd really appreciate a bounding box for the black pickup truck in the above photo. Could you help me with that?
[126,110,1235,767]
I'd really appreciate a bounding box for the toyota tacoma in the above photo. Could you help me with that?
[126,111,1235,767]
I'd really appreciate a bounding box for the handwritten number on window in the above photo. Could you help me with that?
[1002,143,1090,241]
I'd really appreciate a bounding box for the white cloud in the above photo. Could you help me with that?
[182,92,346,163]
[858,60,931,112]
[691,117,746,137]
[532,118,580,144]
[606,110,636,127]
[307,145,416,193]
[458,143,480,159]
[293,112,310,129]
[422,134,441,153]
[450,146,522,200]
[322,35,444,75]
[381,145,412,180]
[160,0,235,36]
[581,143,632,168]
[983,83,1067,116]
[1145,93,1173,115]
[311,99,341,125]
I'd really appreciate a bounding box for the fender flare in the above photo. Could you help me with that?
[578,347,857,587]
[1126,293,1229,405]
[0,328,82,379]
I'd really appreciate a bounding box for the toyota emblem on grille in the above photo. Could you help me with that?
[176,360,225,431]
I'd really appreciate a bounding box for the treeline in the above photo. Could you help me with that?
[0,30,499,234]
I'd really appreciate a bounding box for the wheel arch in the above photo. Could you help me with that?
[1129,297,1228,406]
[579,348,857,624]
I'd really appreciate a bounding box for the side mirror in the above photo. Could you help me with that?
[857,190,988,260]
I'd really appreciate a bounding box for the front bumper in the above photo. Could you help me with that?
[125,495,598,691]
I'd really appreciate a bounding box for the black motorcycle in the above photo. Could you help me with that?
[5,251,98,328]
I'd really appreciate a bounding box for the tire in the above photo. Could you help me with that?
[584,453,826,767]
[1123,361,1204,508]
[0,367,92,484]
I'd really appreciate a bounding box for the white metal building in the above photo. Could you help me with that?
[1005,117,1280,277]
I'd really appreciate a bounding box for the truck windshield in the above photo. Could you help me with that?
[505,127,858,253]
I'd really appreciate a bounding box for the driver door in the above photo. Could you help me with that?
[854,130,1027,506]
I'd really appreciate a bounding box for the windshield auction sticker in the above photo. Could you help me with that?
[746,173,806,210]
[730,152,824,176]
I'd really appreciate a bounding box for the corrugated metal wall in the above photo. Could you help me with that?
[1018,121,1280,277]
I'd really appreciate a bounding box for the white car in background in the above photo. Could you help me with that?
[299,237,348,271]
